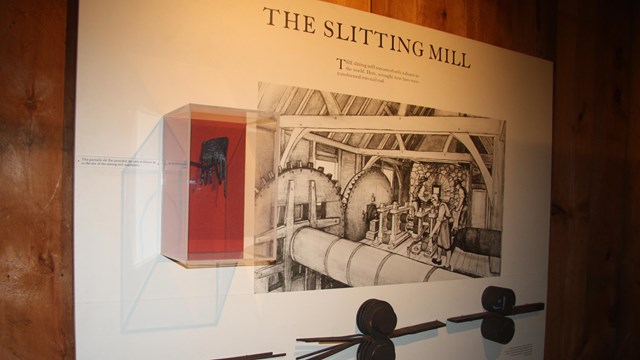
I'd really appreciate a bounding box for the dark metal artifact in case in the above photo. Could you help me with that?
[191,136,229,197]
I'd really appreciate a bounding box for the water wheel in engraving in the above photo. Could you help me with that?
[254,166,344,240]
[342,168,393,241]
[254,166,345,292]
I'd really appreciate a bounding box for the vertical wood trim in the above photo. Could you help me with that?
[547,0,632,358]
[0,0,75,358]
[62,0,78,357]
[617,1,640,357]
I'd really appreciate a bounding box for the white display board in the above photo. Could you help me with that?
[75,0,552,358]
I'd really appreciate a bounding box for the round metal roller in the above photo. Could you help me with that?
[357,338,395,360]
[481,316,515,344]
[356,299,397,338]
[399,213,408,223]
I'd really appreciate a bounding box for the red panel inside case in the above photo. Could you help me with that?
[188,119,246,254]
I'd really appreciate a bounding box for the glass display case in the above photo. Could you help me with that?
[161,104,279,267]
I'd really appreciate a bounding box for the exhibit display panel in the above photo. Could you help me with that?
[161,104,279,267]
[75,0,553,358]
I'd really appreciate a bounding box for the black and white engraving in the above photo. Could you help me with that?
[253,83,505,293]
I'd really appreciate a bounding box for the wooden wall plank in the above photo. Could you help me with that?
[416,0,470,37]
[370,0,556,60]
[546,0,596,357]
[321,0,371,12]
[0,0,74,359]
[548,0,632,358]
[618,1,640,357]
[467,0,556,60]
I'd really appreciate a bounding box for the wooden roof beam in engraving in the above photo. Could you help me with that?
[276,87,297,114]
[279,116,503,136]
[377,133,391,150]
[453,133,493,196]
[279,128,310,168]
[382,103,395,115]
[479,136,495,155]
[364,148,471,162]
[363,156,381,170]
[295,89,315,114]
[358,133,374,148]
[357,98,371,115]
[320,91,342,115]
[395,133,406,151]
[397,103,408,116]
[304,132,358,153]
[343,95,357,114]
[304,132,472,162]
[408,134,422,151]
[443,133,454,152]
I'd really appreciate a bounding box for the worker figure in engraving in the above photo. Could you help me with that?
[428,193,452,270]
[451,180,468,233]
[412,175,430,211]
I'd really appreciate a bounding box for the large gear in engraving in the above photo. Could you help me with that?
[342,168,393,241]
[254,166,344,238]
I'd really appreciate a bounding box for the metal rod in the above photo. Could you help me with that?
[448,302,545,323]
[390,320,446,338]
[211,351,286,360]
